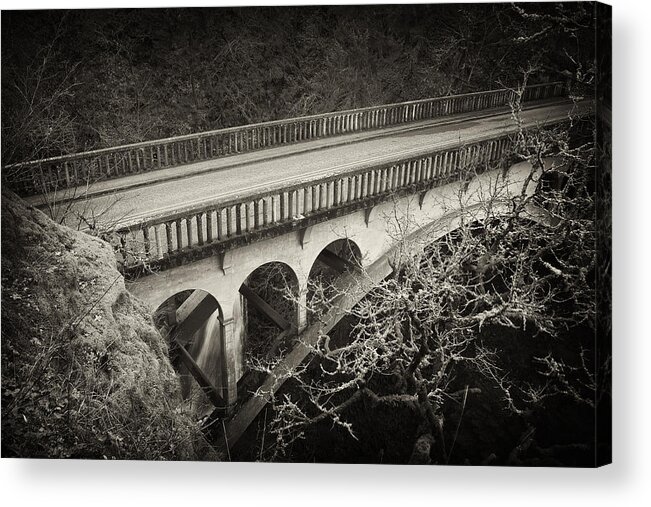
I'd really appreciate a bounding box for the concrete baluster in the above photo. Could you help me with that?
[235,204,244,235]
[196,213,204,246]
[290,189,297,218]
[262,198,270,226]
[299,187,308,215]
[102,154,110,177]
[270,195,278,223]
[181,140,188,163]
[378,168,386,193]
[186,216,194,247]
[252,200,260,229]
[164,222,173,253]
[437,152,445,178]
[317,183,324,209]
[215,209,223,240]
[357,173,368,199]
[354,175,361,199]
[176,220,184,249]
[103,153,111,176]
[425,156,433,181]
[395,164,403,187]
[206,211,214,243]
[276,192,284,221]
[308,185,315,211]
[385,166,392,190]
[241,203,248,232]
[225,207,233,237]
[329,178,339,205]
[345,176,353,201]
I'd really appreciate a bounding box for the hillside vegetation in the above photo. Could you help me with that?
[1,190,216,459]
[1,4,595,164]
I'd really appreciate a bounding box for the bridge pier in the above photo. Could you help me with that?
[297,290,308,332]
[220,316,239,411]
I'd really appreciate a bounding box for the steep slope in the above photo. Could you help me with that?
[1,190,216,460]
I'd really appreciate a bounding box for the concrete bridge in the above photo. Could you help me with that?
[9,82,590,446]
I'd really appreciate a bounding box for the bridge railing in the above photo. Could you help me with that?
[114,133,523,271]
[4,82,565,196]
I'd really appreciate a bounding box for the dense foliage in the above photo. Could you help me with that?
[2,3,596,164]
[1,190,216,459]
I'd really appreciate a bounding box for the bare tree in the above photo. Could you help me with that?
[246,102,600,464]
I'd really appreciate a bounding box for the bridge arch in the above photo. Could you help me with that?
[237,261,301,364]
[307,238,363,276]
[152,288,227,414]
[305,238,363,318]
[127,157,562,420]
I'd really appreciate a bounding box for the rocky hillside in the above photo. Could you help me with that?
[1,190,216,460]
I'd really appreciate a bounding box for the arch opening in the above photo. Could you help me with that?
[239,261,300,368]
[306,238,362,316]
[153,289,225,416]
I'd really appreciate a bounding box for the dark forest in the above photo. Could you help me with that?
[2,3,596,164]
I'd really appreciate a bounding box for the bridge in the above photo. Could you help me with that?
[7,82,591,449]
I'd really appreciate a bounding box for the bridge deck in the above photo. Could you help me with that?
[28,98,587,227]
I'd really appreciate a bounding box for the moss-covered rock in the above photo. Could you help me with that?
[1,190,217,460]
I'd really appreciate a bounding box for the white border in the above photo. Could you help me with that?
[2,1,650,505]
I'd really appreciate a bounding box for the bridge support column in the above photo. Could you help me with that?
[220,317,239,411]
[297,290,308,333]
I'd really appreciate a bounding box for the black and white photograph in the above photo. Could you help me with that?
[1,0,612,472]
